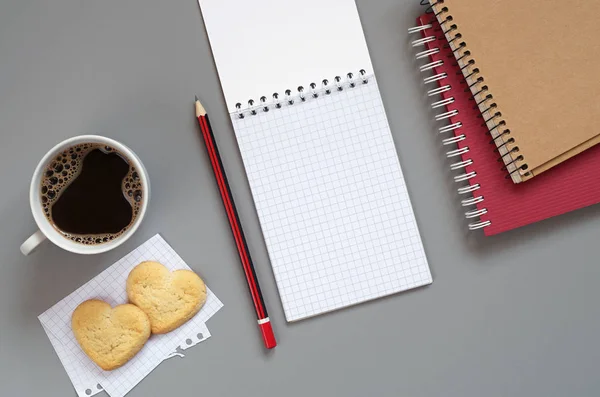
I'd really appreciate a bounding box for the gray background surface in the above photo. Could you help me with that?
[1,0,600,396]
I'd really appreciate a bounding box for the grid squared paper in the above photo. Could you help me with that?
[38,234,223,397]
[231,76,432,321]
[41,323,210,397]
[42,323,105,397]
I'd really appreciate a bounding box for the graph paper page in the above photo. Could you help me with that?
[231,77,432,321]
[38,234,223,397]
[41,323,210,397]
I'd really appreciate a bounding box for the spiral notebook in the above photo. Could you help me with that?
[427,0,600,183]
[409,14,600,235]
[198,0,432,321]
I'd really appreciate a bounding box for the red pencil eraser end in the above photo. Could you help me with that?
[259,320,277,349]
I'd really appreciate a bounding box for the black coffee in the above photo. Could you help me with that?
[40,143,143,245]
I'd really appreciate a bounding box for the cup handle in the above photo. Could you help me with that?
[20,230,47,255]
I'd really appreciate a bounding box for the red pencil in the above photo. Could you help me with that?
[195,96,276,349]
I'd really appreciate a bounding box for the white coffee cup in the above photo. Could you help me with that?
[21,135,150,255]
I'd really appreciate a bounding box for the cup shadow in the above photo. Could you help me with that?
[4,186,136,330]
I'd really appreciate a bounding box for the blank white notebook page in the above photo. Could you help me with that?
[232,77,432,321]
[198,0,373,112]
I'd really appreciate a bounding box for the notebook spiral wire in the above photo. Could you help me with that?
[427,0,529,184]
[234,70,369,119]
[409,15,491,231]
[419,0,436,14]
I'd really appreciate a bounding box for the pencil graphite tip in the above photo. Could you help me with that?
[195,95,199,102]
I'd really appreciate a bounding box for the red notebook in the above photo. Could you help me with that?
[411,14,600,236]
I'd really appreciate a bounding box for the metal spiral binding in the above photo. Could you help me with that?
[409,16,491,231]
[419,0,436,14]
[234,70,370,119]
[428,0,528,184]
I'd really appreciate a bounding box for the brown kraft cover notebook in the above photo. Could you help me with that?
[430,0,600,183]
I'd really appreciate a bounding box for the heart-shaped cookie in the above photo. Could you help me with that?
[126,261,207,334]
[72,300,151,371]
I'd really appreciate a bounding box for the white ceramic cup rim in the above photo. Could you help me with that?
[28,135,149,255]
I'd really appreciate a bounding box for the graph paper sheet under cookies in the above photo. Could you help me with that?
[42,323,211,397]
[38,234,223,397]
[231,76,432,322]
